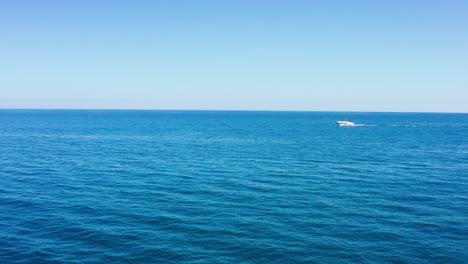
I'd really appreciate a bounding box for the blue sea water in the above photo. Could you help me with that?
[0,110,467,264]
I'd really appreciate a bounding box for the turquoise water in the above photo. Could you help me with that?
[0,110,467,263]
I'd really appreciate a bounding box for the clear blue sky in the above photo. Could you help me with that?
[1,0,467,112]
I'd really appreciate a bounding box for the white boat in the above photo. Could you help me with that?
[337,120,355,126]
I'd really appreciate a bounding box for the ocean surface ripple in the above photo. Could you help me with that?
[1,110,467,263]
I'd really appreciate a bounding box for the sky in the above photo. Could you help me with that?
[1,0,467,112]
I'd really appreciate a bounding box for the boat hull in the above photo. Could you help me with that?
[337,121,355,126]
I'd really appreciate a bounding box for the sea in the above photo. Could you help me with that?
[0,110,467,264]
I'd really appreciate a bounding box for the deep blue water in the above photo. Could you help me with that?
[0,110,467,264]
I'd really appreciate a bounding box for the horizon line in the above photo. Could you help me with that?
[1,108,467,114]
